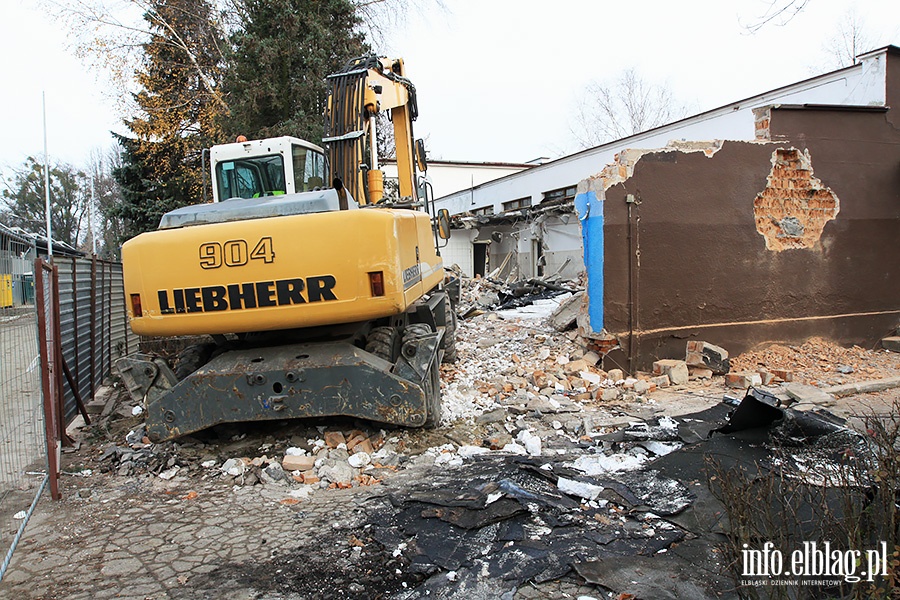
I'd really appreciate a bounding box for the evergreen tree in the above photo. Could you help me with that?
[112,0,226,240]
[221,0,370,143]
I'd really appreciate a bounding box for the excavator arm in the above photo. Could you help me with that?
[324,56,425,206]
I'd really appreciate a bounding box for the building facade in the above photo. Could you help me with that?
[435,47,897,285]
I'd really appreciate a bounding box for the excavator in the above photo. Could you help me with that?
[116,56,456,442]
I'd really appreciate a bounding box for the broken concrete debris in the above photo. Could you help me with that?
[652,360,689,386]
[684,340,730,375]
[451,266,583,322]
[34,298,900,600]
[724,371,763,389]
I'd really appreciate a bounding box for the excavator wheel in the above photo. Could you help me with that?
[365,326,401,362]
[403,324,442,427]
[441,299,458,364]
[173,343,216,380]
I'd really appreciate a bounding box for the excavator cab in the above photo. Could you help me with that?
[211,137,327,201]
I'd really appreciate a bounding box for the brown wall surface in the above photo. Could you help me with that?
[603,107,900,370]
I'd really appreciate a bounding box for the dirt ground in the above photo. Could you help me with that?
[2,308,899,600]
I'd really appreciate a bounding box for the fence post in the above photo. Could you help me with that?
[35,259,61,501]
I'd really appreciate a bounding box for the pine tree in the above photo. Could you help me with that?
[221,0,370,143]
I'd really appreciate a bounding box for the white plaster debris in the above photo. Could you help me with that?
[580,371,602,385]
[201,460,216,469]
[557,477,604,500]
[13,511,26,520]
[517,430,543,456]
[497,293,573,321]
[221,458,246,477]
[501,442,528,455]
[569,453,647,475]
[285,447,306,456]
[446,571,458,582]
[348,452,371,468]
[486,491,504,505]
[640,441,683,456]
[158,466,180,480]
[130,405,143,416]
[457,445,490,458]
[658,415,679,433]
[289,487,313,499]
[392,542,407,558]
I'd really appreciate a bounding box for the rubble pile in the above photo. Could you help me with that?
[442,312,730,428]
[730,337,900,387]
[451,267,584,319]
[97,425,409,494]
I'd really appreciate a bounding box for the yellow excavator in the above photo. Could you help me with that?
[117,56,456,442]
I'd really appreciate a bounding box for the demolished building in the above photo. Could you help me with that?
[435,45,900,370]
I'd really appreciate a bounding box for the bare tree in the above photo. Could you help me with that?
[822,7,875,68]
[42,0,446,104]
[569,68,690,149]
[85,145,127,258]
[741,0,811,33]
[41,0,232,114]
[352,0,448,51]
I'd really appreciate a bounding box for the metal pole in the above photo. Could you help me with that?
[369,115,379,170]
[0,475,49,582]
[90,175,97,255]
[42,92,52,258]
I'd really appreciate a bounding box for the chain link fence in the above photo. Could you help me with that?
[0,228,45,581]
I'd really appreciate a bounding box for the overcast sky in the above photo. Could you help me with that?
[1,0,898,174]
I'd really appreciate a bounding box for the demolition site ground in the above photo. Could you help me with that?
[2,294,899,600]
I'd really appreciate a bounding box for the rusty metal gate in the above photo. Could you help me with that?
[0,228,47,582]
[0,246,136,582]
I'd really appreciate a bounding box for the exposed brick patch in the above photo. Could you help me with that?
[753,148,840,251]
[753,107,771,140]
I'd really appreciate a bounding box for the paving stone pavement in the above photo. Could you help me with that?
[2,474,366,600]
[1,469,607,600]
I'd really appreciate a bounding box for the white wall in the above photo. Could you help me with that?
[381,161,530,200]
[441,230,477,275]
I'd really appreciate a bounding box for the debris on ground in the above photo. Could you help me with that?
[12,301,900,600]
[730,336,900,387]
[451,266,584,320]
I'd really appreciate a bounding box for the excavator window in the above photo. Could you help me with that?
[291,145,327,192]
[215,154,285,200]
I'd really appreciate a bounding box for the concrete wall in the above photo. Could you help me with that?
[576,96,900,370]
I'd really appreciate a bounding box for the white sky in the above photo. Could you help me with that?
[1,0,898,174]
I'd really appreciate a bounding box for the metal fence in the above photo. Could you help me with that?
[55,257,138,424]
[0,229,45,581]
